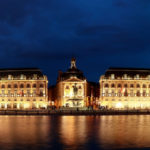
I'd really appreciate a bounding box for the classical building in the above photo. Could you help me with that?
[0,68,48,109]
[49,58,99,108]
[100,67,150,110]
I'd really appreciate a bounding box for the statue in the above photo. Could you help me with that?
[73,83,78,97]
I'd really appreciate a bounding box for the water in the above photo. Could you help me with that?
[0,115,150,150]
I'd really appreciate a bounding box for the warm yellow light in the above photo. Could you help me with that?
[116,102,123,108]
[24,103,30,109]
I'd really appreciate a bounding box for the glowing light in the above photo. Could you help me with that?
[116,102,123,108]
[24,103,30,109]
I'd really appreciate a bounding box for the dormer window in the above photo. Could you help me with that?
[136,74,139,79]
[123,74,127,79]
[111,74,115,79]
[33,74,37,79]
[20,74,24,80]
[8,75,12,80]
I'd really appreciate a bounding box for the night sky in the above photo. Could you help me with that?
[0,0,150,85]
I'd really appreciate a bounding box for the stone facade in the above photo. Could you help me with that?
[0,68,48,109]
[100,67,150,110]
[49,58,99,108]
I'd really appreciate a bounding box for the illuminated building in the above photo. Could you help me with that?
[100,67,150,110]
[0,68,48,109]
[49,58,99,108]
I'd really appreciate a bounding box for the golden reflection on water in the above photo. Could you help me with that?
[60,116,87,146]
[98,115,150,149]
[0,115,150,149]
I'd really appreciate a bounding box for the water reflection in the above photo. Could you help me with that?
[0,115,150,149]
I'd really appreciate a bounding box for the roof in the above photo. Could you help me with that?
[105,67,150,77]
[57,58,86,82]
[0,68,44,78]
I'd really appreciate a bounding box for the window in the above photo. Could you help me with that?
[143,90,146,97]
[118,90,122,97]
[105,90,108,97]
[40,84,44,88]
[111,84,115,88]
[104,84,109,88]
[136,91,140,97]
[8,90,11,96]
[1,85,5,88]
[111,90,115,97]
[14,90,17,96]
[124,84,128,88]
[137,84,140,88]
[27,90,30,96]
[33,90,36,96]
[33,84,36,88]
[40,90,43,96]
[143,84,146,88]
[26,84,30,88]
[130,90,134,97]
[14,84,18,88]
[124,89,128,97]
[118,84,121,88]
[7,84,11,88]
[111,74,115,79]
[20,84,24,88]
[130,84,134,88]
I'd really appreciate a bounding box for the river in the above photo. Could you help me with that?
[0,115,149,150]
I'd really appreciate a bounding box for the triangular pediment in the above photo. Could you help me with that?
[64,77,85,82]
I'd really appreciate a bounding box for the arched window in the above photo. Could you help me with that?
[20,84,24,88]
[33,84,36,88]
[137,84,140,88]
[1,84,5,88]
[7,84,11,88]
[40,84,44,88]
[143,84,146,88]
[111,84,115,88]
[14,84,18,88]
[124,84,128,88]
[26,84,30,88]
[130,84,134,88]
[136,91,140,97]
[104,84,109,88]
[118,84,121,88]
[143,90,146,97]
[124,89,128,96]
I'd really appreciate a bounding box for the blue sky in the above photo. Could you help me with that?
[0,0,150,84]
